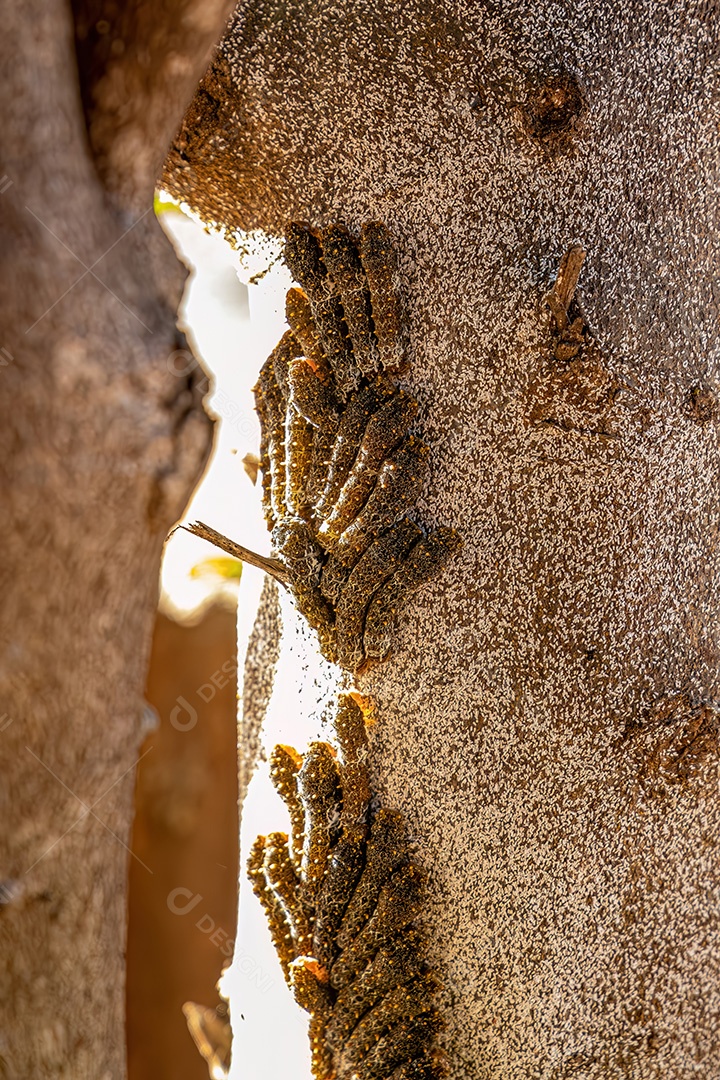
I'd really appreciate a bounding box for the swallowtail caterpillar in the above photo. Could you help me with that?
[249,694,445,1080]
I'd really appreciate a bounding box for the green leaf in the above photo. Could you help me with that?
[153,191,185,217]
[190,557,243,582]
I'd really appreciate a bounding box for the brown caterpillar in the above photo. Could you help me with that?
[252,223,460,673]
[247,695,445,1080]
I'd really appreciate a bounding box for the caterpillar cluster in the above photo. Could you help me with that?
[248,695,445,1080]
[253,223,459,674]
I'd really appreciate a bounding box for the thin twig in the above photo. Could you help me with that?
[172,520,291,586]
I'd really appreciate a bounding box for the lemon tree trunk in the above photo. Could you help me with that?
[163,2,720,1076]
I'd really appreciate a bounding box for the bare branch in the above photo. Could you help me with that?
[178,521,291,585]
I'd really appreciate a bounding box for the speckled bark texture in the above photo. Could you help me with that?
[164,3,720,1075]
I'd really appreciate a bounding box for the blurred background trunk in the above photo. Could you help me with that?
[127,601,238,1080]
[0,0,234,1075]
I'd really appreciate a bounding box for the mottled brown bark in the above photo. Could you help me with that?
[163,3,720,1076]
[71,0,237,209]
[0,0,232,1076]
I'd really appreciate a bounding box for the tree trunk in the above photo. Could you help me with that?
[0,1,234,1075]
[163,2,720,1075]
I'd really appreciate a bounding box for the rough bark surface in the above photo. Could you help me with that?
[0,1,232,1075]
[163,2,720,1076]
[72,0,237,209]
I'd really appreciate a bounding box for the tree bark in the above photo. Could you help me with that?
[163,2,720,1075]
[0,1,234,1075]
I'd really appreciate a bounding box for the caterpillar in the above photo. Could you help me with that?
[248,694,445,1080]
[253,222,460,674]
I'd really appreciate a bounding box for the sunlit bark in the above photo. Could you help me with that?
[164,3,720,1075]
